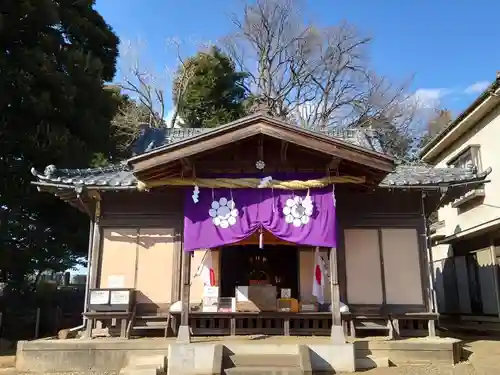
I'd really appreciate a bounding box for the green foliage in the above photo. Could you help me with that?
[174,46,248,128]
[0,0,119,290]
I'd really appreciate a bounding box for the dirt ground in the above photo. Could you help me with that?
[357,336,500,375]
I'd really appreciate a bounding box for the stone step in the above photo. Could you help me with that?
[120,364,161,375]
[224,366,303,375]
[355,355,390,370]
[127,354,166,367]
[228,354,300,368]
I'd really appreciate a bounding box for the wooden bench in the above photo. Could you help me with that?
[389,312,438,338]
[342,313,391,338]
[342,311,438,339]
[131,313,171,338]
[84,309,135,338]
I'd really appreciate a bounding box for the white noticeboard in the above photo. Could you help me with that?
[110,290,130,305]
[235,286,249,301]
[90,290,110,305]
[107,275,125,288]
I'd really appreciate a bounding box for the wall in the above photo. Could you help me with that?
[336,188,428,310]
[344,228,423,307]
[426,104,500,317]
[432,104,500,238]
[98,228,176,312]
[97,189,184,313]
[95,188,428,312]
[431,235,500,316]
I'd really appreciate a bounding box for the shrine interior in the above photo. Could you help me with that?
[219,244,299,300]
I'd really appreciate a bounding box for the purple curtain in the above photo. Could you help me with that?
[183,187,336,251]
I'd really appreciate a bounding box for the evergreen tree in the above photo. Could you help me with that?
[173,46,248,128]
[0,0,120,291]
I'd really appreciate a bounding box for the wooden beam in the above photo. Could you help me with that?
[281,140,288,162]
[180,158,192,173]
[136,162,182,181]
[328,158,341,171]
[258,134,264,161]
[260,123,394,172]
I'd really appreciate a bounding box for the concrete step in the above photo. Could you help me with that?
[127,354,166,367]
[120,364,161,375]
[224,366,303,375]
[355,355,390,370]
[228,354,300,368]
[122,355,166,375]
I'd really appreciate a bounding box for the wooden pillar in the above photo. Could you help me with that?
[329,246,345,343]
[84,199,101,338]
[82,218,94,326]
[177,250,192,343]
[421,192,437,313]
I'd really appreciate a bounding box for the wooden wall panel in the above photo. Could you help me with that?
[99,229,138,288]
[344,229,383,304]
[135,228,176,305]
[381,228,423,305]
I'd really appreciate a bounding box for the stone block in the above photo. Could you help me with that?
[167,343,222,375]
[308,343,356,373]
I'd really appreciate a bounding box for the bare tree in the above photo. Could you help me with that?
[111,38,202,150]
[168,38,199,128]
[223,0,314,117]
[118,40,167,122]
[222,0,429,140]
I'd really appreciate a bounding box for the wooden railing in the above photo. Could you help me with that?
[168,311,438,338]
[170,312,334,336]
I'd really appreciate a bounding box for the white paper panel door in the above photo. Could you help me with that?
[99,229,138,288]
[135,228,175,304]
[381,228,423,305]
[345,229,383,304]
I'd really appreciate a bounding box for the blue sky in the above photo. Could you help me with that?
[95,0,500,117]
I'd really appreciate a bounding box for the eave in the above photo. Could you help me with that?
[31,163,492,211]
[437,216,500,245]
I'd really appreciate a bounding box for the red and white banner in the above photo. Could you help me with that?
[312,247,325,304]
[201,250,216,287]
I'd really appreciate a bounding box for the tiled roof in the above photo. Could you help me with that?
[31,163,491,189]
[131,126,386,156]
[381,164,491,187]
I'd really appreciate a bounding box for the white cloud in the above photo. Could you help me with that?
[464,81,489,94]
[164,108,184,128]
[411,88,450,109]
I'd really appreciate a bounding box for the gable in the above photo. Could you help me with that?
[128,114,395,175]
